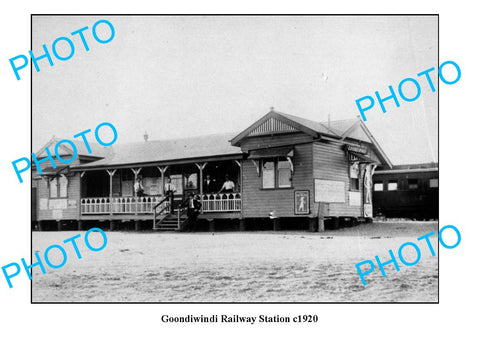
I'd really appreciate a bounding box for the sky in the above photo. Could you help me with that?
[32,15,438,165]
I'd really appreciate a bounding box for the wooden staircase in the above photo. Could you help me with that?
[154,213,189,231]
[153,197,189,231]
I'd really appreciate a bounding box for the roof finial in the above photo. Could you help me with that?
[143,131,149,142]
[270,106,274,111]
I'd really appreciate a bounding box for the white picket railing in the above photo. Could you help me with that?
[200,193,241,212]
[81,196,165,214]
[81,193,242,214]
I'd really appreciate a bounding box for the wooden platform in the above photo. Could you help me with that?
[79,212,242,221]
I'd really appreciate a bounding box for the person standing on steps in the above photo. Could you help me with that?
[182,193,202,232]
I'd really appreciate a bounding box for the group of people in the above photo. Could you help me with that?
[203,174,235,193]
[134,174,236,197]
[134,174,236,232]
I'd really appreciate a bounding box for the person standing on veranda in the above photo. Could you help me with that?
[218,174,235,193]
[203,174,216,193]
[164,176,177,213]
[134,175,145,197]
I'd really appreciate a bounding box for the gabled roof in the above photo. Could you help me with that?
[230,110,376,145]
[34,109,393,171]
[230,110,335,145]
[74,133,243,169]
[274,111,337,136]
[34,136,110,160]
[230,109,392,168]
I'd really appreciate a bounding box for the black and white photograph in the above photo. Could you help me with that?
[30,15,438,303]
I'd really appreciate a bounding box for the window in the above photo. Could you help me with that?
[49,178,58,198]
[387,180,398,191]
[59,176,68,197]
[262,161,275,188]
[169,174,183,195]
[374,182,384,191]
[185,173,198,189]
[277,160,291,188]
[408,179,419,190]
[49,175,68,198]
[350,178,359,191]
[262,158,292,189]
[349,162,360,191]
[429,178,439,188]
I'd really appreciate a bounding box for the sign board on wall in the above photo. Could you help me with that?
[294,190,310,215]
[364,204,373,218]
[144,177,160,195]
[48,199,68,210]
[39,198,48,210]
[68,199,77,208]
[349,191,361,206]
[345,144,368,154]
[314,179,345,203]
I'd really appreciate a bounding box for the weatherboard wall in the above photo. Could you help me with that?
[241,143,314,218]
[35,173,81,221]
[312,141,362,217]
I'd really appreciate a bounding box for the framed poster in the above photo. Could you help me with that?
[294,190,310,215]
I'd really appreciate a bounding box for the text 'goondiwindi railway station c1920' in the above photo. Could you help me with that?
[31,109,439,233]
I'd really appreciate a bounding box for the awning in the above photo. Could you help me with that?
[33,165,69,178]
[348,151,378,164]
[248,146,294,160]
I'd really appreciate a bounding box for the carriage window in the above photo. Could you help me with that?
[387,180,398,191]
[262,161,275,188]
[374,182,384,191]
[277,159,292,188]
[429,178,439,188]
[408,179,418,190]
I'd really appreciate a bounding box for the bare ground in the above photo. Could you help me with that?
[31,222,439,302]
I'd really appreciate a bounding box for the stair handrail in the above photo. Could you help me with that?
[177,206,187,230]
[153,196,168,210]
[153,196,169,229]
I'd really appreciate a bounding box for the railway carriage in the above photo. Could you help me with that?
[372,163,439,220]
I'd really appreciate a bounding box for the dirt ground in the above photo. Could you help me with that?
[31,221,439,302]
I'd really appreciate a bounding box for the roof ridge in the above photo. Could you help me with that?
[117,131,239,146]
[273,110,336,135]
[320,117,358,123]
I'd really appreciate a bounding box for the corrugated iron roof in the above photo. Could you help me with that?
[49,110,385,169]
[35,136,110,159]
[74,132,242,169]
[275,112,371,143]
[273,111,338,136]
